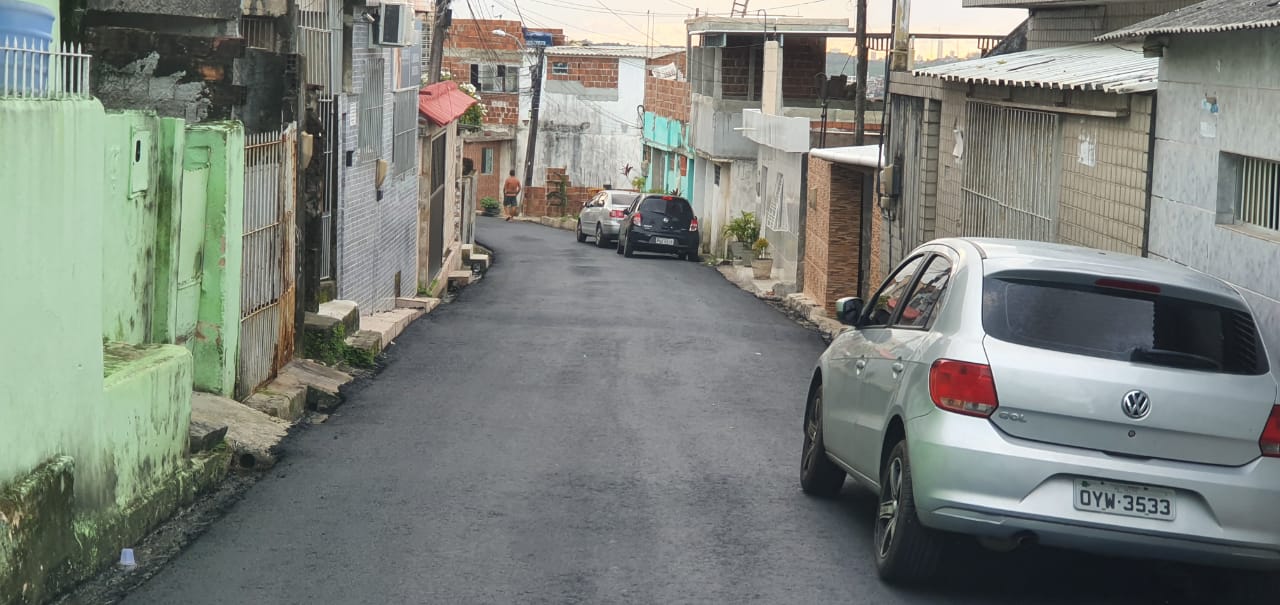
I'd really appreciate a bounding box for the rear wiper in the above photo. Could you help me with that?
[1129,347,1222,371]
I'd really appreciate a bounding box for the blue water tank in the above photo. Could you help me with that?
[0,0,56,94]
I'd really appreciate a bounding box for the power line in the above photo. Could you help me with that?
[592,0,653,40]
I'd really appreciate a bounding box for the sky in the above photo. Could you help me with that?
[468,0,1026,55]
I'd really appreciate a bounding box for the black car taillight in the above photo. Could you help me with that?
[631,212,642,227]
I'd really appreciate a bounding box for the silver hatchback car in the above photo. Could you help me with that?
[576,190,640,248]
[801,238,1280,584]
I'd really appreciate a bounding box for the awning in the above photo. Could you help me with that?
[418,81,477,126]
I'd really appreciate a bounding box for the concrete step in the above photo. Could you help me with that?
[396,296,441,311]
[191,392,289,469]
[243,375,308,422]
[317,299,360,335]
[447,270,473,288]
[278,359,352,413]
[359,308,423,348]
[188,418,228,455]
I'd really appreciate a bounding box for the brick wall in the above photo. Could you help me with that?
[803,157,870,314]
[337,21,421,314]
[781,37,824,101]
[521,168,599,217]
[722,43,759,99]
[547,56,619,88]
[718,36,824,101]
[439,58,519,126]
[645,51,690,123]
[444,19,564,51]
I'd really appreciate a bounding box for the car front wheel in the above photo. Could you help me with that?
[800,383,845,497]
[874,440,943,585]
[575,220,587,243]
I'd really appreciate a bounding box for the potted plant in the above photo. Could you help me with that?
[722,211,760,265]
[751,237,772,280]
[481,197,501,217]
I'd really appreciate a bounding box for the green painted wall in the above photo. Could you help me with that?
[185,123,244,397]
[0,98,108,492]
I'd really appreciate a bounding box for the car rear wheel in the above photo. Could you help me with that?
[800,383,845,497]
[684,249,700,262]
[595,224,609,248]
[874,440,943,585]
[623,236,635,258]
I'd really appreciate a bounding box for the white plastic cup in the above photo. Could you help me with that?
[119,548,136,568]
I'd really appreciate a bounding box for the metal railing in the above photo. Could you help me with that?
[242,17,277,50]
[1240,156,1280,232]
[959,102,1060,241]
[318,96,339,279]
[1,38,91,99]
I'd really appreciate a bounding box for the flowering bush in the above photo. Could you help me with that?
[425,70,487,128]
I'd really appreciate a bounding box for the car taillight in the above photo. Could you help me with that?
[689,217,699,232]
[631,212,642,226]
[610,209,625,219]
[1260,405,1280,457]
[929,360,999,418]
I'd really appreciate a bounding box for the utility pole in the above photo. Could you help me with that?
[426,0,450,84]
[523,45,545,187]
[889,0,912,72]
[853,0,868,145]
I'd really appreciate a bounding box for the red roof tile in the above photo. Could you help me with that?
[418,80,477,126]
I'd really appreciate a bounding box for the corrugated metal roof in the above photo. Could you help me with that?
[913,43,1159,94]
[1098,0,1280,40]
[544,45,684,59]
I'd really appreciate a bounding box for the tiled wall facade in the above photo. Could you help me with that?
[644,52,690,124]
[1148,31,1280,369]
[336,21,421,314]
[804,157,870,313]
[547,57,619,88]
[927,84,1150,257]
[1026,0,1200,49]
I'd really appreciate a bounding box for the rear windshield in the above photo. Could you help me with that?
[982,277,1267,375]
[610,194,639,207]
[639,197,692,218]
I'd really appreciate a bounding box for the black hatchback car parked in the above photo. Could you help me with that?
[616,195,701,261]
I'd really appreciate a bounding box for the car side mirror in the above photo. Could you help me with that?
[835,297,864,326]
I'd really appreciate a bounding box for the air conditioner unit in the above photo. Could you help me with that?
[378,3,413,47]
[704,33,727,48]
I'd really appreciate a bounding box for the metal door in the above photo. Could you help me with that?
[237,125,297,399]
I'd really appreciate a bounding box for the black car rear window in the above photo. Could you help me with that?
[982,277,1267,375]
[639,197,692,218]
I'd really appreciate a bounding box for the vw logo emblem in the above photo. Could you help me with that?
[1122,390,1151,420]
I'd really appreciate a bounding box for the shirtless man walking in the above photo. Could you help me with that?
[502,170,521,221]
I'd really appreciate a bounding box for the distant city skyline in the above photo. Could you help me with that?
[469,0,1024,59]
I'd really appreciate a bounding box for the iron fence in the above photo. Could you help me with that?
[960,102,1060,241]
[1,38,90,99]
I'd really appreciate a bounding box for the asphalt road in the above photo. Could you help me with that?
[126,217,1276,604]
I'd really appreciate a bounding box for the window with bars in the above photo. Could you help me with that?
[392,88,417,176]
[959,102,1060,242]
[1237,156,1280,232]
[470,64,519,93]
[358,57,385,157]
[242,17,276,50]
[552,62,569,75]
[481,148,494,174]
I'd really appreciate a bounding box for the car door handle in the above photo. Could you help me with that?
[854,359,867,371]
[891,362,905,374]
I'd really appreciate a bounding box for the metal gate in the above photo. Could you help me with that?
[892,95,926,252]
[960,102,1060,241]
[318,96,338,278]
[238,125,297,399]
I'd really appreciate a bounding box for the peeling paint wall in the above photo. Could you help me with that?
[533,55,646,189]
